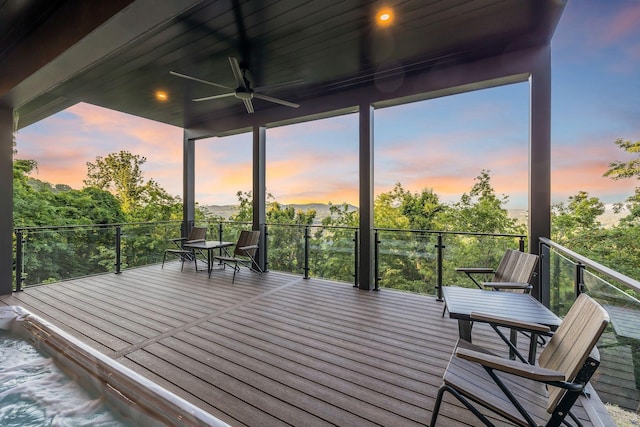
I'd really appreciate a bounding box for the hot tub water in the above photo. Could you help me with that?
[0,332,133,426]
[0,306,228,427]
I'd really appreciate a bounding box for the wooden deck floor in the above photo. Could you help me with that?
[0,263,612,426]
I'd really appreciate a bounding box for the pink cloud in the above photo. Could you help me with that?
[602,3,640,45]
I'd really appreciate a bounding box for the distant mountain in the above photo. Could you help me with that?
[203,205,239,219]
[204,203,357,224]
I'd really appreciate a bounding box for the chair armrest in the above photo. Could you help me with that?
[482,281,533,291]
[170,237,187,243]
[455,345,565,382]
[455,267,495,274]
[470,312,551,334]
[238,245,258,251]
[186,238,205,243]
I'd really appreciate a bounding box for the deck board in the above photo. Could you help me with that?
[0,263,612,426]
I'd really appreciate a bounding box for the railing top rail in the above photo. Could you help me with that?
[375,227,525,238]
[14,220,183,233]
[15,220,526,239]
[265,223,357,230]
[263,223,525,238]
[540,237,640,293]
[204,220,252,225]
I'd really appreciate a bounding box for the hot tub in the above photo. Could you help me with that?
[0,305,228,426]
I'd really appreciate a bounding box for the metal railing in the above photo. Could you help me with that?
[14,221,183,290]
[14,220,526,296]
[539,237,640,411]
[13,224,640,410]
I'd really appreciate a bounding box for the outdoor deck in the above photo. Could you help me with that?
[0,263,612,426]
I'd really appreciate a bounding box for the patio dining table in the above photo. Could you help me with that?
[183,240,234,278]
[442,286,562,363]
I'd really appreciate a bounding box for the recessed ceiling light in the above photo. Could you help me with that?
[377,8,393,26]
[155,90,169,102]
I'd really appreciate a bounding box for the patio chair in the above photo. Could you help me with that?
[456,249,539,291]
[444,249,539,317]
[212,230,262,283]
[161,226,207,271]
[430,293,609,427]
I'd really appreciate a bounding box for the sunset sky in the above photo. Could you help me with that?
[15,0,640,209]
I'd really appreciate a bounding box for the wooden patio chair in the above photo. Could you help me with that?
[212,230,262,283]
[430,293,609,427]
[161,226,207,271]
[457,249,539,291]
[444,249,539,317]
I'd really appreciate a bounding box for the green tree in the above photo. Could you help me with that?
[551,191,604,244]
[436,170,521,234]
[13,159,56,227]
[84,150,181,220]
[434,171,525,288]
[604,138,640,224]
[13,159,128,284]
[229,191,254,222]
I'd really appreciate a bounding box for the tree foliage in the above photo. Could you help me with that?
[604,138,640,224]
[84,150,185,221]
[12,137,640,292]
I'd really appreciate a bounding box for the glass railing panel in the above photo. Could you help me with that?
[309,226,355,284]
[544,239,640,413]
[265,224,306,276]
[547,251,578,317]
[121,222,181,269]
[582,272,640,412]
[376,230,436,294]
[21,227,114,286]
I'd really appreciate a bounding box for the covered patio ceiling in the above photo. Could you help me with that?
[0,0,567,295]
[2,0,566,136]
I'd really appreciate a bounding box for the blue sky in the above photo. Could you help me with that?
[15,0,640,209]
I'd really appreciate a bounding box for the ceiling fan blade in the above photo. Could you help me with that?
[253,79,304,93]
[193,92,236,102]
[242,98,254,113]
[253,93,299,108]
[170,71,231,90]
[228,57,247,89]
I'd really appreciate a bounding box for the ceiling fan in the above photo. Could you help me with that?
[170,57,300,114]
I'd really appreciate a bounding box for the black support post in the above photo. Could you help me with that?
[303,226,310,279]
[0,106,13,295]
[115,225,122,274]
[575,263,585,297]
[15,230,24,291]
[353,230,359,287]
[374,230,380,291]
[436,233,445,301]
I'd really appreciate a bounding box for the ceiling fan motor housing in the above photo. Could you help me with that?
[235,87,253,100]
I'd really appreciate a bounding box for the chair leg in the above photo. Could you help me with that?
[231,261,239,283]
[431,384,495,427]
[247,254,263,274]
[430,385,447,426]
[162,251,167,269]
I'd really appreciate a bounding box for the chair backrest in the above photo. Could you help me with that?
[187,226,207,242]
[538,293,609,412]
[234,230,260,257]
[493,249,539,285]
